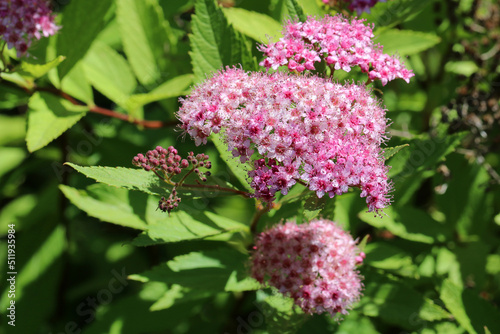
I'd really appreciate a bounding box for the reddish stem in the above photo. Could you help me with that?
[35,86,178,128]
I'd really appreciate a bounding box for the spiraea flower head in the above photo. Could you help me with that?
[259,14,413,86]
[251,219,364,317]
[0,0,60,57]
[178,68,391,212]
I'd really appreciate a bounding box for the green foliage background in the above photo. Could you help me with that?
[0,0,499,333]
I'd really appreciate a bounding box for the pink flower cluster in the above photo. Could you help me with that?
[0,0,59,57]
[251,219,364,316]
[259,15,413,86]
[322,0,387,15]
[178,68,391,212]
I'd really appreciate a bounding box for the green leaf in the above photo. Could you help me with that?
[387,131,466,205]
[302,194,326,221]
[211,132,252,192]
[359,206,451,244]
[334,311,380,334]
[445,61,480,77]
[368,0,433,31]
[0,220,65,334]
[59,184,148,230]
[48,61,94,104]
[222,8,282,42]
[64,63,94,105]
[486,254,500,275]
[375,30,441,56]
[364,242,418,277]
[129,248,259,292]
[82,283,198,334]
[440,278,500,334]
[0,83,30,109]
[26,92,88,152]
[57,0,114,78]
[125,74,193,115]
[440,279,476,334]
[0,147,26,177]
[17,56,66,79]
[132,211,249,246]
[65,163,167,196]
[0,194,37,236]
[259,290,307,334]
[82,41,137,108]
[285,0,307,21]
[116,0,170,85]
[436,154,493,238]
[150,284,213,311]
[190,0,256,83]
[383,144,409,160]
[359,270,450,330]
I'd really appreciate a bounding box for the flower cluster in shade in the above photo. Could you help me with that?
[259,14,413,86]
[250,219,364,316]
[178,68,391,212]
[132,146,211,213]
[322,0,387,15]
[0,0,59,57]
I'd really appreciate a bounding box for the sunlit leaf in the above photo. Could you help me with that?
[26,92,88,152]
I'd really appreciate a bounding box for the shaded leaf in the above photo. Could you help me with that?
[59,184,148,230]
[211,132,252,192]
[258,290,307,334]
[359,206,451,244]
[132,211,248,246]
[383,144,409,160]
[364,242,418,277]
[368,0,433,31]
[441,279,500,334]
[129,248,259,292]
[285,0,307,21]
[190,0,256,83]
[150,284,213,311]
[359,270,450,330]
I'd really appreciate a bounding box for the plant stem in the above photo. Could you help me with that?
[33,86,179,128]
[175,168,195,186]
[250,205,268,234]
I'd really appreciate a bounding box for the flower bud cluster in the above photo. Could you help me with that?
[132,146,212,213]
[158,189,181,214]
[0,0,59,57]
[132,146,186,175]
[258,14,413,86]
[251,219,364,316]
[178,68,391,212]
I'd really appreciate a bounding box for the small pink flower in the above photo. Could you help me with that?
[251,219,364,317]
[259,14,413,86]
